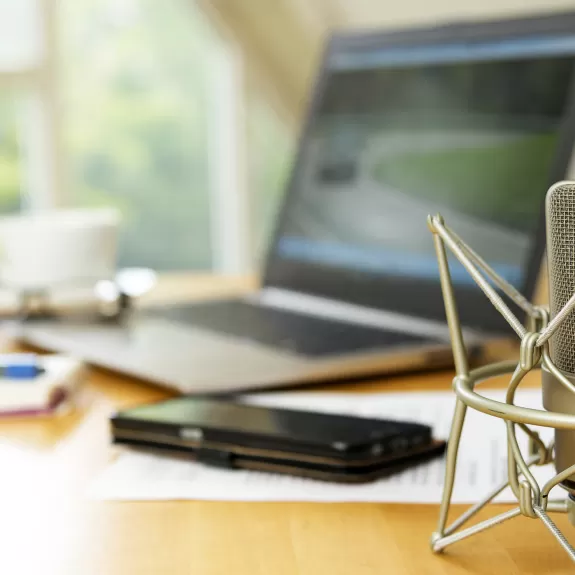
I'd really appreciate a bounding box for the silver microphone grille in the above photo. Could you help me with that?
[547,181,575,373]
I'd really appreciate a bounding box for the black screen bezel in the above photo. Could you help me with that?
[262,11,575,335]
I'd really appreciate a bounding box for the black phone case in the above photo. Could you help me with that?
[111,397,446,483]
[112,432,446,483]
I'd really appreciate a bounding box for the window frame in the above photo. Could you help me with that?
[0,0,64,212]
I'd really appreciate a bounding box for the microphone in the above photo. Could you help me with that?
[427,184,575,560]
[543,181,575,498]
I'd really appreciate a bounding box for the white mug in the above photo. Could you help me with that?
[0,208,120,291]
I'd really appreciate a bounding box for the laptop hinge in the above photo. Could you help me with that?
[250,287,485,343]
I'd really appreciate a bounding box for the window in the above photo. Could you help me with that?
[59,0,217,270]
[0,0,42,72]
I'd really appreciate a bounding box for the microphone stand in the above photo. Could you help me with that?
[428,213,575,562]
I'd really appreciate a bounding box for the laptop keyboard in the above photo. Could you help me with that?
[148,299,432,358]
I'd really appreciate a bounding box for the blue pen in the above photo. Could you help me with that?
[0,354,43,379]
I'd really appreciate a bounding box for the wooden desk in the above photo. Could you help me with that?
[0,275,569,575]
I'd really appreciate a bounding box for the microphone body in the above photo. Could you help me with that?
[542,366,575,493]
[545,181,575,494]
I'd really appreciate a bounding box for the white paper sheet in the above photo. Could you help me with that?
[89,389,558,503]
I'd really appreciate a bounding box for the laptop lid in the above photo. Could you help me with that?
[263,12,575,335]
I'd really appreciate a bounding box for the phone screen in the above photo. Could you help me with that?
[117,397,428,452]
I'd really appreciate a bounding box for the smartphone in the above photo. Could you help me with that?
[111,397,446,483]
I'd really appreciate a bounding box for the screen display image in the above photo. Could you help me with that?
[275,36,575,288]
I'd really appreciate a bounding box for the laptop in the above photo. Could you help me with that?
[19,12,575,393]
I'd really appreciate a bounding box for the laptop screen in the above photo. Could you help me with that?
[265,15,575,333]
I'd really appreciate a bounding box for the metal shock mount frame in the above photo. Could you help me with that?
[428,213,575,562]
